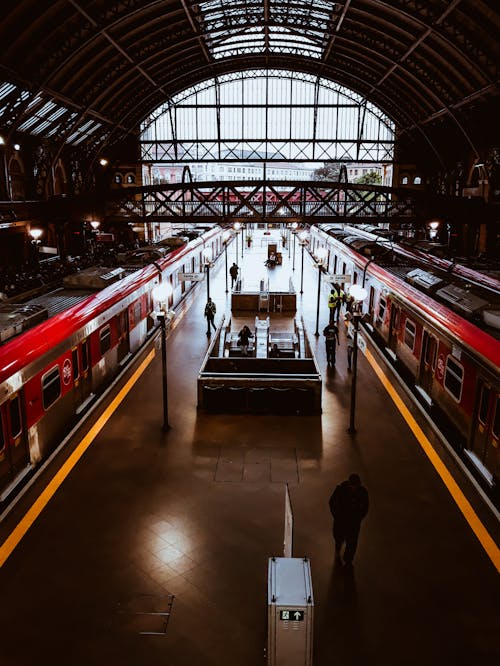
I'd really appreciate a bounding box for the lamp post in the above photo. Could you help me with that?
[222,230,231,293]
[347,284,368,434]
[314,247,328,336]
[291,221,298,270]
[233,222,241,262]
[29,227,43,264]
[152,282,174,432]
[203,247,213,302]
[241,224,244,259]
[298,231,309,295]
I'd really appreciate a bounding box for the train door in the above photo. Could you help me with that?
[418,330,438,396]
[0,393,30,488]
[469,381,499,482]
[368,286,376,321]
[116,310,130,362]
[74,338,92,413]
[388,303,401,354]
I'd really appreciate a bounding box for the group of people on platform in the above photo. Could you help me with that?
[327,282,355,323]
[0,254,98,301]
[322,282,357,367]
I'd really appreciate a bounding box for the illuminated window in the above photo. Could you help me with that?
[377,296,387,325]
[444,356,464,402]
[99,325,111,355]
[404,319,416,351]
[9,396,21,439]
[42,367,61,410]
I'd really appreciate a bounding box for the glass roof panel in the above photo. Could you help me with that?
[198,0,335,59]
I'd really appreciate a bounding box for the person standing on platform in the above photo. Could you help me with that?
[344,290,354,315]
[204,297,217,335]
[328,283,344,322]
[237,325,253,356]
[329,473,369,567]
[323,321,340,365]
[229,262,239,288]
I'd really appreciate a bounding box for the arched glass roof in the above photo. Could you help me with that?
[141,70,395,164]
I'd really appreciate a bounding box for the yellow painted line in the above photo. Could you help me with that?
[364,347,500,573]
[0,349,155,569]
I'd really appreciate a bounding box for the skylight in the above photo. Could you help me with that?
[198,0,335,59]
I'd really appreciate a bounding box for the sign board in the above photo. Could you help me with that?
[280,610,304,622]
[327,274,351,283]
[347,324,366,355]
[178,272,204,282]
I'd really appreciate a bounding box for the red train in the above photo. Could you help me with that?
[310,224,500,505]
[0,226,224,501]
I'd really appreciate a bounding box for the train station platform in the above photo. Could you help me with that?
[0,227,499,666]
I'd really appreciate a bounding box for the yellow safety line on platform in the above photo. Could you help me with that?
[0,349,155,569]
[365,347,500,574]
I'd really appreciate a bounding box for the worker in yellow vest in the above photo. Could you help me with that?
[328,283,345,322]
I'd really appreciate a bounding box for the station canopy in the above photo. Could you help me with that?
[0,1,498,161]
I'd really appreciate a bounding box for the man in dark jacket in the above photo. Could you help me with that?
[329,473,369,566]
[229,262,239,288]
[323,321,340,365]
[204,297,216,335]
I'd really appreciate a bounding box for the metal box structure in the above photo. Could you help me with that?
[267,557,314,666]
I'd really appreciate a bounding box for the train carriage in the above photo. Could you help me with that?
[0,226,224,501]
[310,224,500,502]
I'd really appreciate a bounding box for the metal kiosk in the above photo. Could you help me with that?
[267,556,314,666]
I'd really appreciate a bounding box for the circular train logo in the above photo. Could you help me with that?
[62,358,72,385]
[436,354,445,381]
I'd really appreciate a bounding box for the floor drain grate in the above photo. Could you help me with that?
[115,593,174,636]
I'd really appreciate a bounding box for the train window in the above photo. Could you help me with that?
[134,301,141,324]
[404,319,416,351]
[493,399,499,441]
[99,326,111,355]
[42,366,61,410]
[72,348,79,381]
[81,340,89,372]
[478,385,490,425]
[444,356,464,402]
[377,297,387,324]
[9,396,22,439]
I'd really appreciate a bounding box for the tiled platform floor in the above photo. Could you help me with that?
[0,227,498,666]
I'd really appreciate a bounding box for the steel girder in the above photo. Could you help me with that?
[105,180,419,223]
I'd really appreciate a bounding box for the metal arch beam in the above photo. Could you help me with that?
[179,0,212,63]
[68,0,169,96]
[352,0,493,87]
[323,0,352,62]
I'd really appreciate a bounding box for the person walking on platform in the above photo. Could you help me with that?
[229,262,239,288]
[204,297,217,335]
[323,321,340,365]
[328,283,345,322]
[329,473,369,567]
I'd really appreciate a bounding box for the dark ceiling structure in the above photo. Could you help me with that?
[0,0,498,167]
